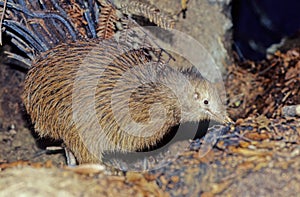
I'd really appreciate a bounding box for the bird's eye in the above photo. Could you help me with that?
[204,100,209,105]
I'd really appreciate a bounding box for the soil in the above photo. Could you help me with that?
[0,1,299,196]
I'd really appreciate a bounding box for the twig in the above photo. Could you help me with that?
[1,1,77,40]
[282,104,300,117]
[0,0,7,46]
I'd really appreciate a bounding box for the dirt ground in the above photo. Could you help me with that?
[0,1,300,197]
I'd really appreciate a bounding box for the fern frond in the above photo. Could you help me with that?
[121,0,175,29]
[116,16,175,64]
[97,2,117,39]
[61,0,87,38]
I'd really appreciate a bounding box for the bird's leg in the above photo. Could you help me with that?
[64,146,78,166]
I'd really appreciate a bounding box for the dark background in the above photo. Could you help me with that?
[232,0,300,61]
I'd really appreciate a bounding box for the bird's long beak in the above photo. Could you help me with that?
[207,110,234,125]
[224,115,234,124]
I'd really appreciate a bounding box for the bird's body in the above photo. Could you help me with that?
[22,38,230,163]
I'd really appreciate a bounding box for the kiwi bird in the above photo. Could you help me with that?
[0,0,231,164]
